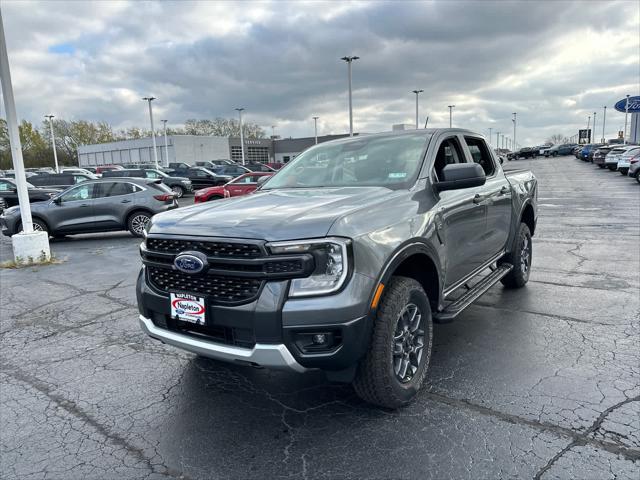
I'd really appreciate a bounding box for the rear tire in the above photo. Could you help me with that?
[127,211,151,237]
[619,169,628,175]
[171,185,185,198]
[499,223,532,289]
[353,276,433,409]
[608,165,617,171]
[598,164,605,169]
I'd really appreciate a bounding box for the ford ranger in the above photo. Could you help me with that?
[137,129,538,408]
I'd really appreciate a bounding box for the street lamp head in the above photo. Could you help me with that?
[142,96,156,101]
[341,56,359,62]
[412,89,424,94]
[235,107,245,112]
[448,105,455,108]
[44,114,54,120]
[312,116,319,120]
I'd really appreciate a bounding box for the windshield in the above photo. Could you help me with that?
[263,133,430,190]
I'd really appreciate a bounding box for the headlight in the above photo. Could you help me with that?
[267,237,351,297]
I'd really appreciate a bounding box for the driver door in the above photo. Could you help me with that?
[48,183,97,233]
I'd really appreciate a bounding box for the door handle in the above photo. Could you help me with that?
[121,199,132,203]
[79,204,90,208]
[499,186,510,195]
[473,194,485,204]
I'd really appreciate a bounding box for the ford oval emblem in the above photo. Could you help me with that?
[614,96,640,113]
[174,252,207,274]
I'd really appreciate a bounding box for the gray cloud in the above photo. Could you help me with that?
[1,0,638,146]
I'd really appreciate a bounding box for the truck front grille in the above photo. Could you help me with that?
[147,266,262,303]
[146,238,263,258]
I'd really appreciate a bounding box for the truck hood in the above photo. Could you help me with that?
[150,186,397,241]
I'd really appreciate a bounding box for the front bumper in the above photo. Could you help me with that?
[139,314,307,372]
[137,267,375,372]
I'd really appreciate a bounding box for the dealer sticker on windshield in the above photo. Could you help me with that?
[170,293,205,325]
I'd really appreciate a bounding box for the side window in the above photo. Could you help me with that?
[0,181,13,191]
[73,175,87,184]
[433,137,466,181]
[464,137,495,176]
[144,170,160,179]
[61,184,95,202]
[103,182,136,197]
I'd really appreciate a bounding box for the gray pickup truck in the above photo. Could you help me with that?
[137,129,537,408]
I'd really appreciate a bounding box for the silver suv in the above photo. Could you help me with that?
[0,178,178,238]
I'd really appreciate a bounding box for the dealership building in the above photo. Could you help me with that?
[77,133,353,167]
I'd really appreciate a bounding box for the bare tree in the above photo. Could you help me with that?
[546,134,570,145]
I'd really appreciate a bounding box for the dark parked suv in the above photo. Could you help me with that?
[101,168,193,197]
[137,129,538,408]
[0,178,60,212]
[29,172,96,189]
[1,178,178,238]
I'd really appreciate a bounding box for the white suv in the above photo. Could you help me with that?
[616,146,640,175]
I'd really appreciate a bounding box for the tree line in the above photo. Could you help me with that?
[0,118,265,170]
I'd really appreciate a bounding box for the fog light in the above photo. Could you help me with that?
[312,334,327,345]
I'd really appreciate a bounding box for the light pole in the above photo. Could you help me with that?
[448,105,455,128]
[271,125,276,138]
[313,116,319,144]
[142,97,159,169]
[602,106,607,143]
[496,131,500,150]
[235,108,245,164]
[586,115,591,142]
[412,89,423,129]
[623,94,630,144]
[44,115,59,172]
[592,112,596,145]
[488,127,492,146]
[0,9,51,262]
[341,56,359,136]
[501,134,505,149]
[512,112,517,151]
[161,119,169,167]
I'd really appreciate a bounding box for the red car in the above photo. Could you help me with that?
[194,172,273,203]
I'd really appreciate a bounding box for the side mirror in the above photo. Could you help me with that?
[53,196,62,205]
[499,156,504,165]
[256,176,270,190]
[434,163,486,192]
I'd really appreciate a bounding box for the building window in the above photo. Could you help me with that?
[231,145,269,163]
[283,156,290,162]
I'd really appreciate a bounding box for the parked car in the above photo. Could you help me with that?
[194,172,273,203]
[616,146,640,175]
[3,170,37,178]
[137,129,538,409]
[210,164,252,177]
[166,166,232,189]
[122,163,157,169]
[539,145,553,156]
[0,178,60,212]
[627,150,640,183]
[60,167,96,176]
[195,160,236,168]
[0,178,178,238]
[101,168,193,197]
[28,172,97,189]
[510,147,536,159]
[95,165,124,174]
[605,145,637,171]
[578,144,604,161]
[592,146,615,168]
[545,143,578,157]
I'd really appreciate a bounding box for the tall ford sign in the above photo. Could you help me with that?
[614,96,640,113]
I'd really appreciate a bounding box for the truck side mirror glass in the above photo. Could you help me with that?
[434,163,486,192]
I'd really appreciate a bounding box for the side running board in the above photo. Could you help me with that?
[433,263,513,323]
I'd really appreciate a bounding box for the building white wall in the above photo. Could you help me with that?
[173,136,230,165]
[77,135,230,167]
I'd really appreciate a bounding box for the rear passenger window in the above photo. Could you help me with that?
[464,137,495,176]
[103,182,136,197]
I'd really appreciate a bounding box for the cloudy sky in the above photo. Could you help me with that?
[1,0,639,146]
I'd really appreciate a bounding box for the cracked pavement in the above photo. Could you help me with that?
[1,156,638,479]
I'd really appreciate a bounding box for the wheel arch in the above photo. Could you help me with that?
[373,241,442,313]
[18,215,51,233]
[520,202,535,236]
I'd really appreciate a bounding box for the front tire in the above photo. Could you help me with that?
[353,276,433,409]
[598,164,605,169]
[619,169,628,175]
[608,165,617,171]
[127,211,151,237]
[499,223,532,288]
[17,218,49,235]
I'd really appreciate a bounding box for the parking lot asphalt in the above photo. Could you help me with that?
[1,156,638,480]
